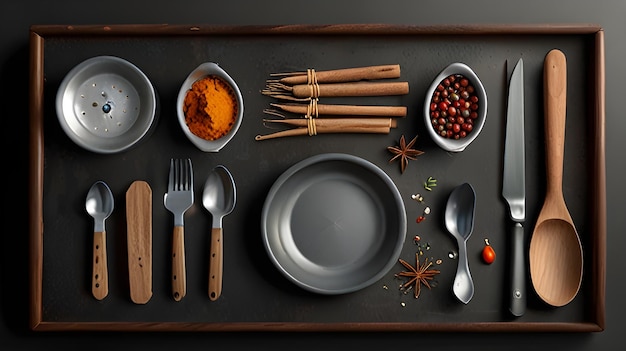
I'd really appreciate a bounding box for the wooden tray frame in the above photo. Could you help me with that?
[28,24,606,332]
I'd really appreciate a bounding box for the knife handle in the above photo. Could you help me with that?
[92,231,108,300]
[509,222,526,316]
[172,226,186,301]
[208,227,223,301]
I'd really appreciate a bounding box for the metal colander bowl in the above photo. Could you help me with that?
[56,56,158,154]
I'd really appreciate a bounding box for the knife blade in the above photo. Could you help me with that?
[502,58,526,317]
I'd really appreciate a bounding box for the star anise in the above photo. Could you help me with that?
[395,253,440,299]
[387,135,424,173]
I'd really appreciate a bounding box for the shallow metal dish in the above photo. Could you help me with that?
[56,56,157,153]
[423,62,487,152]
[261,153,406,295]
[176,62,244,152]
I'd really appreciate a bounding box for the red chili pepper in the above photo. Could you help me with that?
[482,238,496,264]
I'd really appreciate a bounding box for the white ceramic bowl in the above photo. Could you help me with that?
[423,62,487,152]
[176,62,244,152]
[56,56,158,154]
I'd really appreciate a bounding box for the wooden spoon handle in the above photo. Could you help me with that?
[543,49,567,197]
[92,231,108,300]
[208,227,223,301]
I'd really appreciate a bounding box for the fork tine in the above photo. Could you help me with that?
[176,159,183,191]
[184,158,193,190]
[168,158,175,191]
[174,159,182,191]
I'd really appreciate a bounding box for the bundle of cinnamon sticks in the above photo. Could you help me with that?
[256,64,409,140]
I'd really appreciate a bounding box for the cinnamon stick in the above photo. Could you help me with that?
[255,124,394,141]
[270,64,401,85]
[270,103,407,117]
[263,81,409,99]
[263,118,397,129]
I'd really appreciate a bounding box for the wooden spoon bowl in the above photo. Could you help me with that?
[529,49,583,307]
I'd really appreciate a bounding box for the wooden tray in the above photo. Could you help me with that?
[28,24,606,332]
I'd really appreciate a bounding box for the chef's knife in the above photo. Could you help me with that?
[502,58,526,317]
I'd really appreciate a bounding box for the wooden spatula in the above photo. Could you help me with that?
[126,180,153,304]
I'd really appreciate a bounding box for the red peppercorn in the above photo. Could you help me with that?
[429,74,480,140]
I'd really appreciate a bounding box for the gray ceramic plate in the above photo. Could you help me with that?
[262,153,406,295]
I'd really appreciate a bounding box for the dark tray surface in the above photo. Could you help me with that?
[29,24,605,332]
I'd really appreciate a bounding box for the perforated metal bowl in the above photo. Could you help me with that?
[56,56,158,153]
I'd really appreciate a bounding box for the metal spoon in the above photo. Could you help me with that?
[202,165,236,301]
[85,181,114,300]
[529,49,583,307]
[445,182,476,304]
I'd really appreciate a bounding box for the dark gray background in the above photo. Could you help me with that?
[2,0,624,349]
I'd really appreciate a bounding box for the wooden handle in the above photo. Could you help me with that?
[92,231,108,300]
[544,49,567,198]
[264,117,396,129]
[292,82,409,98]
[271,103,407,117]
[277,64,401,85]
[255,124,393,140]
[172,226,186,301]
[209,227,223,301]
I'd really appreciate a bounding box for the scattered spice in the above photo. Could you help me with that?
[416,241,431,256]
[482,238,496,264]
[416,206,431,223]
[411,193,424,202]
[387,135,424,173]
[183,75,238,141]
[396,254,440,299]
[424,176,437,191]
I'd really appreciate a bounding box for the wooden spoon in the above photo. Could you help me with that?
[529,49,583,307]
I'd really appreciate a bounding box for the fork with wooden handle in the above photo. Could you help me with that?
[164,159,194,301]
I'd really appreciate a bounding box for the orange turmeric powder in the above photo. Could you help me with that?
[183,75,237,141]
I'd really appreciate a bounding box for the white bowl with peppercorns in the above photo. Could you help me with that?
[424,62,487,152]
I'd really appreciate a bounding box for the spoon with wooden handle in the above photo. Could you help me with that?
[85,181,114,300]
[529,49,583,307]
[202,165,236,301]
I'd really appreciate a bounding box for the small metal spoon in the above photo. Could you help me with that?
[202,165,236,301]
[445,183,476,304]
[85,181,114,300]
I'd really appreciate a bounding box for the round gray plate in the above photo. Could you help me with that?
[262,153,406,295]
